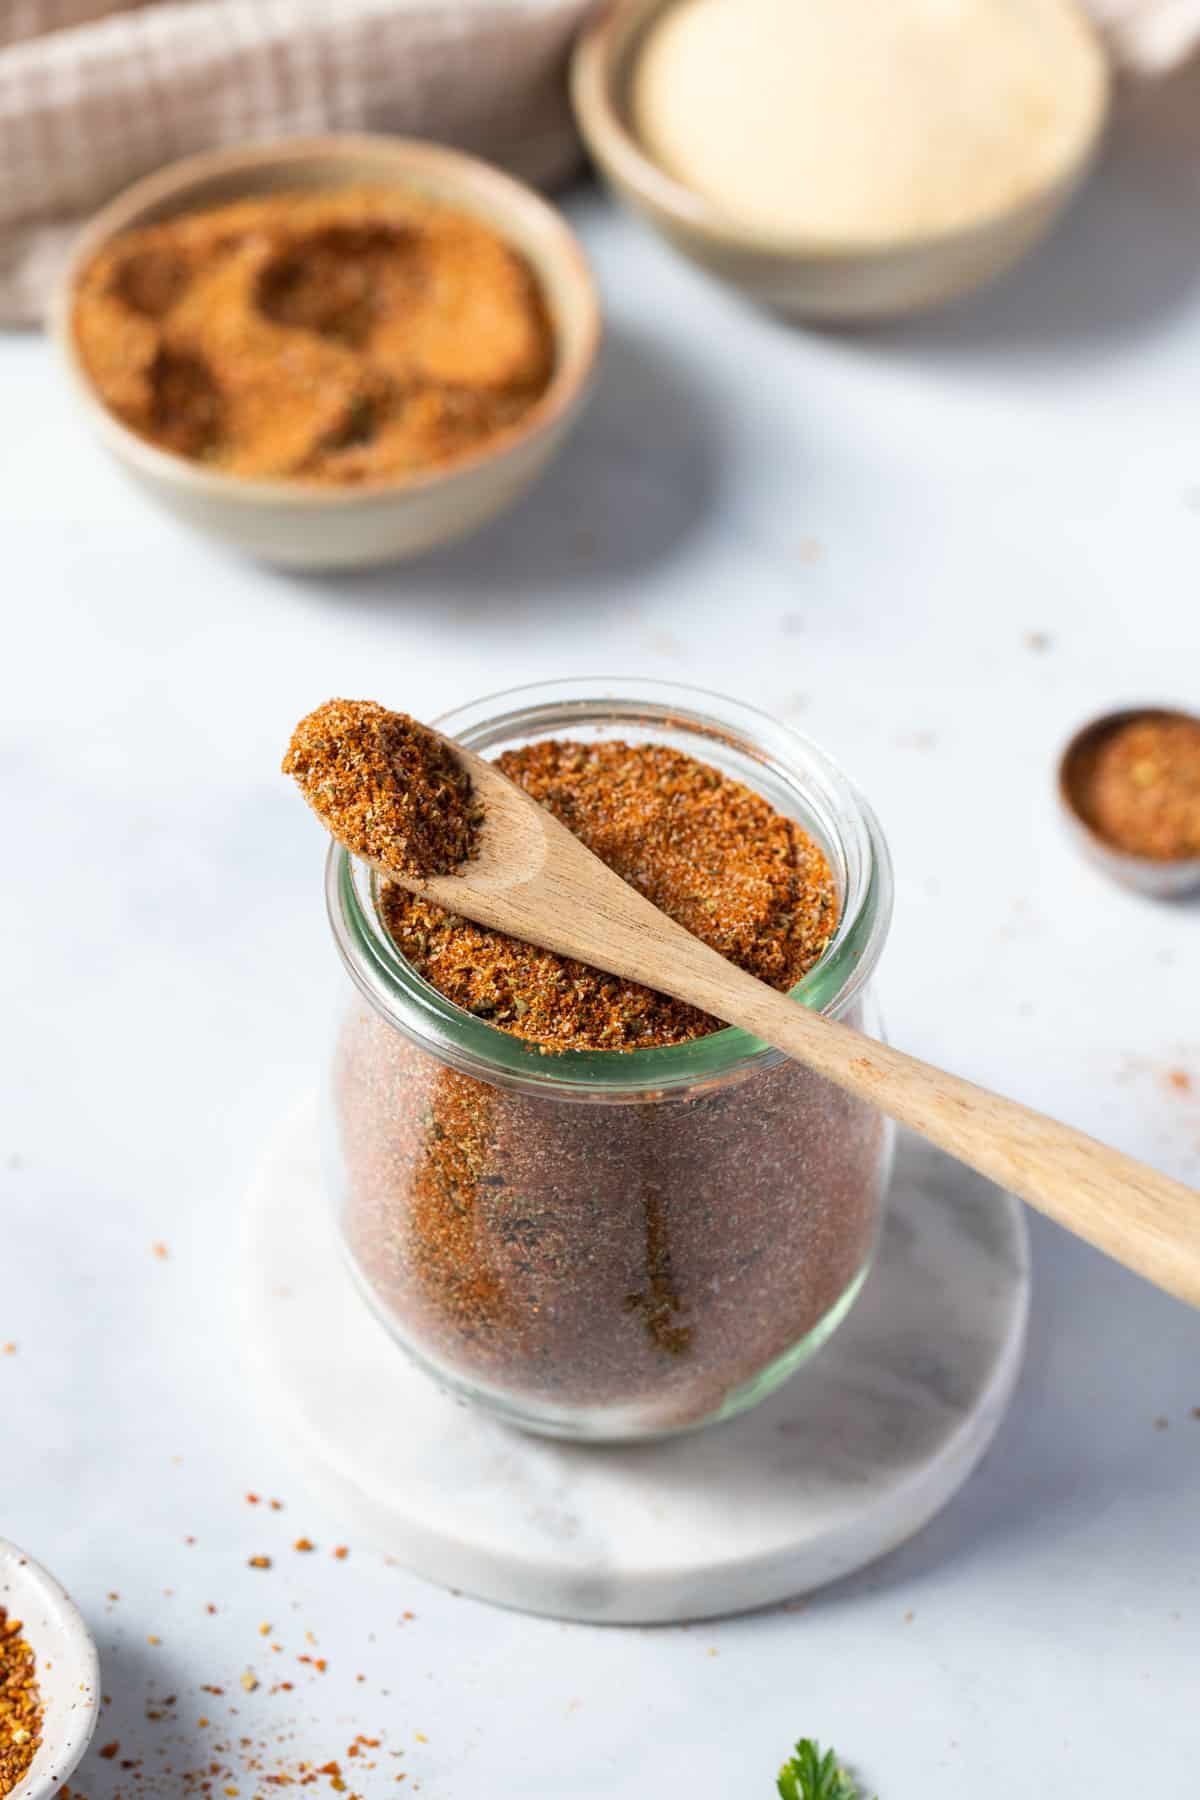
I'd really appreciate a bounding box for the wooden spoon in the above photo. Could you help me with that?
[355,733,1200,1311]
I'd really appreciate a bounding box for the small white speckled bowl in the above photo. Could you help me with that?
[0,1540,99,1800]
[51,135,601,570]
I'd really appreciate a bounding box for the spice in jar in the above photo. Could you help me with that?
[0,1608,43,1797]
[333,735,888,1433]
[381,738,838,1048]
[72,188,554,484]
[1070,712,1200,861]
[283,700,481,878]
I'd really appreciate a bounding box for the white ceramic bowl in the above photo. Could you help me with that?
[51,136,601,570]
[0,1539,99,1800]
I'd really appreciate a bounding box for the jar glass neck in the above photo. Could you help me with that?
[327,679,893,1101]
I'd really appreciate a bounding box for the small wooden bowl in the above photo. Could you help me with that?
[51,136,601,570]
[1058,708,1200,900]
[572,0,1110,323]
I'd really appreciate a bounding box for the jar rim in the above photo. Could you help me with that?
[326,677,894,1100]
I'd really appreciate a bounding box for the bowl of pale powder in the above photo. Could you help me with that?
[573,0,1109,320]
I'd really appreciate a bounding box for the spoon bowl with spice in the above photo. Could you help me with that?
[0,1539,99,1800]
[51,135,600,570]
[1059,707,1200,899]
[287,695,1200,1361]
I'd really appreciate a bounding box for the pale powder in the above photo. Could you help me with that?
[631,0,1107,243]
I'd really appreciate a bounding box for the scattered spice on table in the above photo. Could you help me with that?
[1070,712,1200,860]
[338,735,887,1429]
[284,700,480,879]
[72,187,554,485]
[0,1606,43,1798]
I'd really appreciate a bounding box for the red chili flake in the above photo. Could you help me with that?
[246,1492,261,1505]
[206,1604,218,1616]
[99,1743,120,1760]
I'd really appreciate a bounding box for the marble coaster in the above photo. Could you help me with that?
[240,1098,1030,1624]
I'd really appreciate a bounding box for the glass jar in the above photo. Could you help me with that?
[323,679,895,1441]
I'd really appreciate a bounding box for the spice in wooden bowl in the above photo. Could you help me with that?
[0,1608,43,1798]
[72,187,555,485]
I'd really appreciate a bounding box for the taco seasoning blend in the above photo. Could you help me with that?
[0,1609,43,1797]
[295,714,890,1436]
[73,188,554,486]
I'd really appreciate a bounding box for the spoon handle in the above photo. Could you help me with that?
[414,752,1200,1308]
[678,938,1200,1309]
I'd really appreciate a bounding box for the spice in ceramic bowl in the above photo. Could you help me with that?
[318,681,895,1441]
[0,1538,99,1800]
[1059,708,1200,899]
[72,186,555,486]
[573,0,1109,320]
[52,136,600,569]
[0,1610,42,1798]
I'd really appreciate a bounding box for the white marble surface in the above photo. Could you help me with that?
[244,1104,1028,1623]
[3,67,1200,1796]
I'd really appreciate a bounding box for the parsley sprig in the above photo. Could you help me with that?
[777,1739,875,1800]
